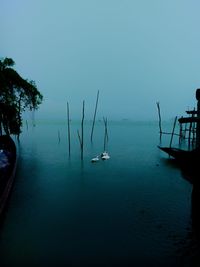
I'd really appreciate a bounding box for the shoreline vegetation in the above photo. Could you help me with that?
[0,57,43,137]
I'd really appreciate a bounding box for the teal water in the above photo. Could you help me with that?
[0,121,196,266]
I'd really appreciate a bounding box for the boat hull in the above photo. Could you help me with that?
[158,146,200,168]
[0,135,17,216]
[158,146,200,162]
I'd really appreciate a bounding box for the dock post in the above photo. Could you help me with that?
[188,111,195,149]
[179,122,182,144]
[169,116,177,148]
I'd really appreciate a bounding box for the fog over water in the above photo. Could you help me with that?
[1,0,200,120]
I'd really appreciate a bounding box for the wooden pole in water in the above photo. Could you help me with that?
[80,101,85,160]
[67,102,71,156]
[156,102,162,133]
[90,90,99,142]
[105,117,109,142]
[156,102,162,141]
[169,116,177,148]
[82,101,85,159]
[103,117,108,151]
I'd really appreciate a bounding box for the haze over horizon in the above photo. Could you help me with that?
[1,0,200,121]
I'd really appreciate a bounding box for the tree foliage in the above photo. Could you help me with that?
[0,57,43,135]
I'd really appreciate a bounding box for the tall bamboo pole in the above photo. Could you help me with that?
[103,117,108,151]
[90,90,99,142]
[104,117,109,142]
[156,102,162,141]
[80,101,85,160]
[106,118,109,142]
[67,102,71,156]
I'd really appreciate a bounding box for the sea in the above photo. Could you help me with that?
[0,120,199,267]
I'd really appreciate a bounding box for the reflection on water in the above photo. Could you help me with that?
[162,156,200,267]
[0,121,197,266]
[191,187,200,239]
[180,169,200,267]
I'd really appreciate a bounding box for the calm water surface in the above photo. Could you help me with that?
[0,120,197,266]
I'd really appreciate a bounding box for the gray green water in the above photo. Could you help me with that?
[0,120,197,266]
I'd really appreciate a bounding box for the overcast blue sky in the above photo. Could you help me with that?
[1,0,200,120]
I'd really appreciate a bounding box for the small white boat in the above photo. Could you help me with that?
[91,156,100,163]
[101,151,110,160]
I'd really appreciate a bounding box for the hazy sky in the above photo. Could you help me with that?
[1,0,200,120]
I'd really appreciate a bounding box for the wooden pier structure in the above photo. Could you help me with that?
[177,89,200,148]
[157,89,200,149]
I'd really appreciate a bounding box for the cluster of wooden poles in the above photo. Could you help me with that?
[25,90,109,160]
[65,90,109,160]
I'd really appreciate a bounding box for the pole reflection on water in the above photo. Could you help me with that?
[178,167,200,267]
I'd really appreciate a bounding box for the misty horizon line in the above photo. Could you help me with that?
[22,116,178,123]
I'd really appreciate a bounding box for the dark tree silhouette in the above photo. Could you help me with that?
[0,57,43,135]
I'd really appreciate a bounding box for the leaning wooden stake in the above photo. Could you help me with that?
[90,90,99,142]
[169,116,177,148]
[67,102,71,156]
[156,102,162,139]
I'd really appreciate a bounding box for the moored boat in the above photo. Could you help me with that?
[158,145,200,168]
[0,135,17,216]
